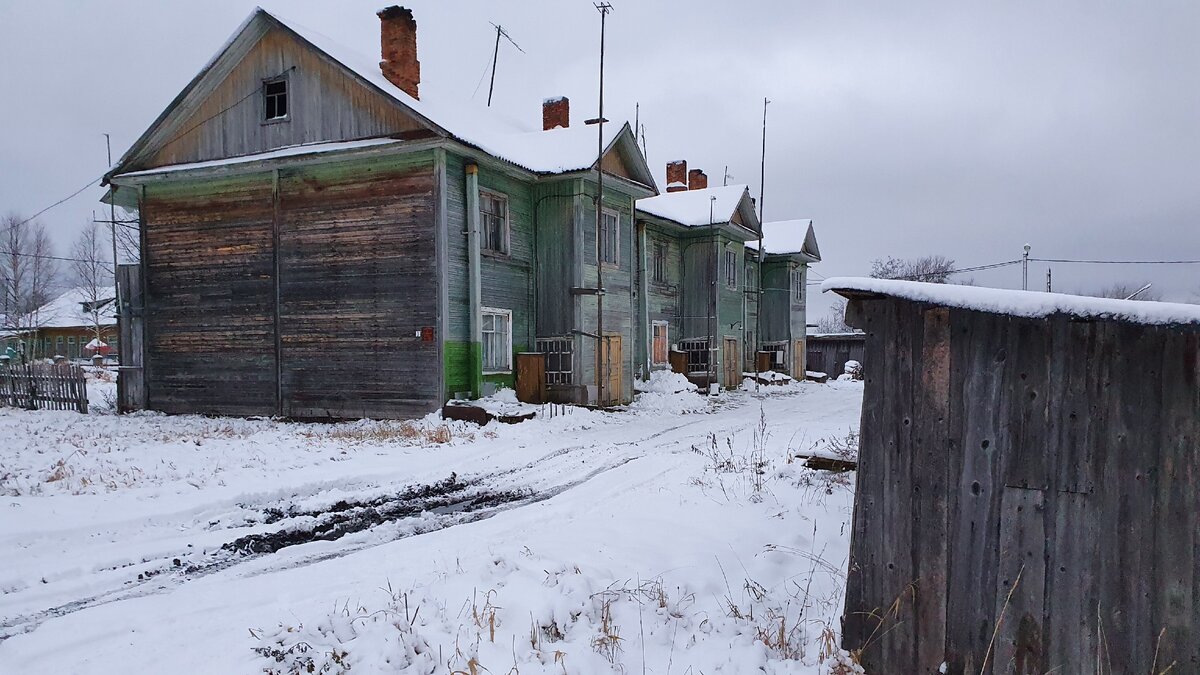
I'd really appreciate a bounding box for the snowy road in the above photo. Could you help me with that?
[1,381,863,673]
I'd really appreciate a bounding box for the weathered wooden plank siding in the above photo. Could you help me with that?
[843,299,1200,673]
[577,185,636,402]
[140,25,426,170]
[680,238,715,341]
[645,226,682,365]
[142,175,278,416]
[276,153,439,419]
[534,181,580,338]
[759,260,791,344]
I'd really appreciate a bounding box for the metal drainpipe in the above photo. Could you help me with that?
[465,163,483,399]
[636,217,649,379]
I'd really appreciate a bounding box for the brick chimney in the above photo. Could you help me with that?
[688,169,708,190]
[543,97,569,130]
[378,6,420,100]
[666,160,688,192]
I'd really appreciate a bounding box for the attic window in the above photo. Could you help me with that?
[264,78,288,121]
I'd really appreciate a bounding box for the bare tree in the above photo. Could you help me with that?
[70,222,114,348]
[1086,282,1161,302]
[870,255,956,283]
[113,206,140,264]
[2,212,59,330]
[815,298,854,333]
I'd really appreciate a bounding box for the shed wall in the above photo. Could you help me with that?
[842,297,1200,674]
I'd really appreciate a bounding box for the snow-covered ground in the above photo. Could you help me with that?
[0,380,864,674]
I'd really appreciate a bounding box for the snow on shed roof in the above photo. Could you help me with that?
[15,287,117,330]
[822,277,1200,326]
[636,184,750,227]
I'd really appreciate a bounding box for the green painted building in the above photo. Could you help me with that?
[104,6,818,419]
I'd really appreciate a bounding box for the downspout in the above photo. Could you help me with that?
[465,163,483,399]
[636,216,649,379]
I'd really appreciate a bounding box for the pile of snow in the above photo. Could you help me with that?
[630,370,710,415]
[449,387,540,418]
[837,360,862,382]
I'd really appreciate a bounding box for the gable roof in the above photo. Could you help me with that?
[636,184,757,229]
[11,287,117,331]
[107,8,656,189]
[753,219,821,262]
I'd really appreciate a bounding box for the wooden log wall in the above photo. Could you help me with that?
[140,153,440,419]
[842,296,1200,674]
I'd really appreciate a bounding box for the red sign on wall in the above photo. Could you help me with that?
[421,326,434,342]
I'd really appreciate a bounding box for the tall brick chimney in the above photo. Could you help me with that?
[666,160,688,192]
[688,169,708,190]
[543,97,569,130]
[378,6,420,100]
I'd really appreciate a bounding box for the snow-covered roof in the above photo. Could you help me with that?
[636,184,751,228]
[752,219,821,261]
[114,9,646,185]
[822,277,1200,326]
[120,138,405,177]
[11,287,117,330]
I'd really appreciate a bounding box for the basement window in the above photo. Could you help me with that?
[263,78,289,121]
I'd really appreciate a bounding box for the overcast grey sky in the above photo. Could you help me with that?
[2,1,1198,315]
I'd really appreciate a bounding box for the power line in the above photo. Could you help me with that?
[1030,257,1200,265]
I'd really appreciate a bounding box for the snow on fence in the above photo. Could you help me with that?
[0,362,89,413]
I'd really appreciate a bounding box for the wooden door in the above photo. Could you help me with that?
[723,337,739,389]
[599,334,623,405]
[793,339,806,378]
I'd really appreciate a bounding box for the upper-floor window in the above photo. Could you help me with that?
[791,267,805,303]
[480,191,509,254]
[724,249,738,289]
[599,209,619,266]
[745,261,756,291]
[263,78,288,121]
[652,241,667,283]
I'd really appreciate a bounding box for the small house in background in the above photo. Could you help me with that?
[805,331,865,378]
[825,277,1200,674]
[2,287,117,361]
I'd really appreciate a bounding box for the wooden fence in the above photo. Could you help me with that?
[0,362,89,413]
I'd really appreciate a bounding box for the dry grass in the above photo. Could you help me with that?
[323,421,456,445]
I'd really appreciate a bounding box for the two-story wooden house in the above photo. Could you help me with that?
[105,6,656,418]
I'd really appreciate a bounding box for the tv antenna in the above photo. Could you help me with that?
[487,22,525,107]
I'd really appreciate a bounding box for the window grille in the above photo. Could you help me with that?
[536,337,573,385]
[678,338,711,374]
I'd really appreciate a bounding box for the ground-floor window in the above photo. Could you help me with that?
[481,308,512,373]
[536,336,574,385]
[651,321,669,365]
[678,337,710,374]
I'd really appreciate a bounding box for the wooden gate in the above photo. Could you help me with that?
[116,263,145,412]
[598,334,622,405]
[723,337,739,389]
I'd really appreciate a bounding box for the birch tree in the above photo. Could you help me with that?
[1,212,59,332]
[70,222,113,348]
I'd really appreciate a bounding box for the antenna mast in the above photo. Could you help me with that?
[486,23,525,107]
[594,2,613,405]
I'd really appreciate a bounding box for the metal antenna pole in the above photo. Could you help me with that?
[758,97,769,222]
[1046,267,1052,292]
[594,2,612,405]
[486,23,525,108]
[1022,243,1031,290]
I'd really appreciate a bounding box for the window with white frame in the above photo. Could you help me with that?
[481,308,512,372]
[725,249,738,289]
[599,209,619,266]
[652,241,667,283]
[651,321,669,365]
[480,191,509,254]
[791,267,805,303]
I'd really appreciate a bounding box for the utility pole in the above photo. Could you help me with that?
[758,97,769,222]
[1022,243,1031,291]
[755,98,769,368]
[486,23,524,107]
[593,2,612,405]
